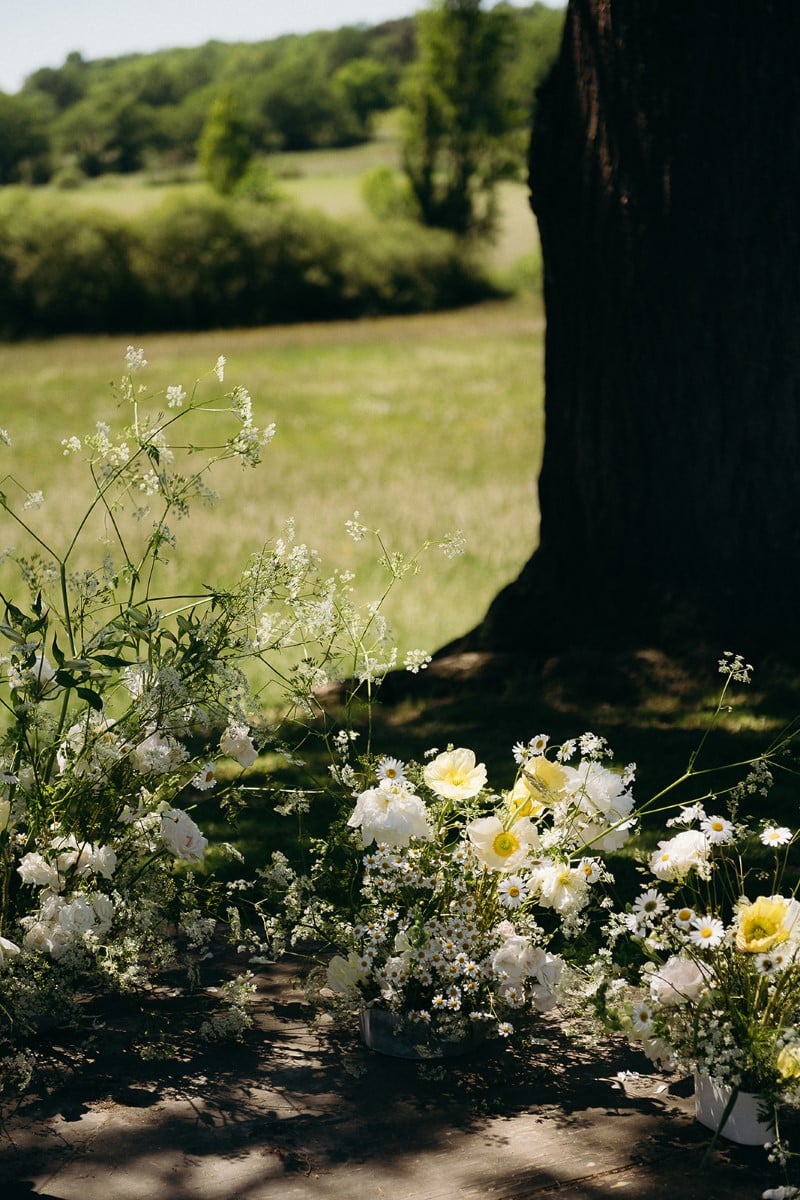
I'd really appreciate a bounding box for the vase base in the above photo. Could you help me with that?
[360,1007,485,1059]
[694,1072,775,1145]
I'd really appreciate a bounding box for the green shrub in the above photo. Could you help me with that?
[0,192,499,338]
[0,194,140,337]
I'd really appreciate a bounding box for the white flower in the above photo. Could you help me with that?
[132,731,188,775]
[673,906,696,930]
[631,1002,655,1032]
[754,950,788,976]
[498,875,528,909]
[347,785,431,848]
[763,1188,800,1200]
[17,852,60,891]
[491,934,541,984]
[376,757,406,785]
[761,826,793,847]
[649,955,709,1005]
[219,723,258,768]
[632,888,667,924]
[700,814,735,843]
[22,491,44,511]
[161,809,208,862]
[532,860,589,916]
[166,385,186,408]
[467,816,537,872]
[497,1021,514,1037]
[423,748,487,800]
[649,829,709,880]
[689,915,725,949]
[214,355,226,382]
[125,345,147,372]
[326,952,366,994]
[560,759,635,850]
[58,895,97,935]
[192,763,218,791]
[0,935,21,966]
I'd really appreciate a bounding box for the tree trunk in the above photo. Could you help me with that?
[459,0,800,665]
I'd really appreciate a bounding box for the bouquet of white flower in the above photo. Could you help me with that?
[280,732,637,1050]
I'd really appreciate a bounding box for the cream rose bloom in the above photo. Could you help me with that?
[220,722,258,769]
[423,748,487,800]
[326,951,366,994]
[467,815,537,871]
[649,954,709,1005]
[161,809,209,862]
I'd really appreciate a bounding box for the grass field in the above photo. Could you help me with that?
[0,297,544,662]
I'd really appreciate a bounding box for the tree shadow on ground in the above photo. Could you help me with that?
[3,953,789,1199]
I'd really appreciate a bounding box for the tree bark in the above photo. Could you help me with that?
[460,0,800,665]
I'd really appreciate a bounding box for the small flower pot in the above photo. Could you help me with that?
[694,1071,775,1145]
[360,1006,484,1059]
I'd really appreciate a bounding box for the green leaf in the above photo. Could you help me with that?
[76,686,103,711]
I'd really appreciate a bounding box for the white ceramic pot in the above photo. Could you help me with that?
[694,1071,775,1145]
[360,1006,484,1059]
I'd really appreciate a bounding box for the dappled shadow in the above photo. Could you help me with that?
[4,952,782,1199]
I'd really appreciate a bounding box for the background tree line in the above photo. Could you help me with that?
[0,4,563,189]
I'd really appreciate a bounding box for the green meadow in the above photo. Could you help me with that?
[0,298,544,662]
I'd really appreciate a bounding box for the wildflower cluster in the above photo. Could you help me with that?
[0,349,426,1091]
[286,734,636,1048]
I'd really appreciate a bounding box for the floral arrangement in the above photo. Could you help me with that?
[593,656,800,1173]
[0,347,432,1092]
[277,731,637,1050]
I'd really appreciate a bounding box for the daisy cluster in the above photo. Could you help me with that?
[599,800,800,1101]
[318,734,636,1042]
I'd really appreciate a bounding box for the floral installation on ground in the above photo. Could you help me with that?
[591,654,800,1190]
[0,347,438,1093]
[266,727,637,1051]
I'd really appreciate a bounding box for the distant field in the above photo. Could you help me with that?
[0,299,544,660]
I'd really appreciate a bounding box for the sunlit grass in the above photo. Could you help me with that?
[0,298,544,659]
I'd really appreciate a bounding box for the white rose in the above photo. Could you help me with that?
[17,851,60,890]
[88,844,117,879]
[219,723,258,769]
[649,954,709,1006]
[161,809,208,862]
[58,895,97,935]
[491,935,541,984]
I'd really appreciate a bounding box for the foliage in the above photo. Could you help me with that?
[402,0,520,238]
[0,191,499,338]
[197,92,252,196]
[360,166,421,223]
[8,9,563,182]
[0,347,435,1090]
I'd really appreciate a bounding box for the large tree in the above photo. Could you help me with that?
[456,0,800,666]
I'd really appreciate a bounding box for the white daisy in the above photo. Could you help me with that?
[674,906,696,930]
[633,888,667,924]
[700,814,735,843]
[498,875,528,909]
[376,756,407,785]
[689,915,725,949]
[760,826,793,847]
